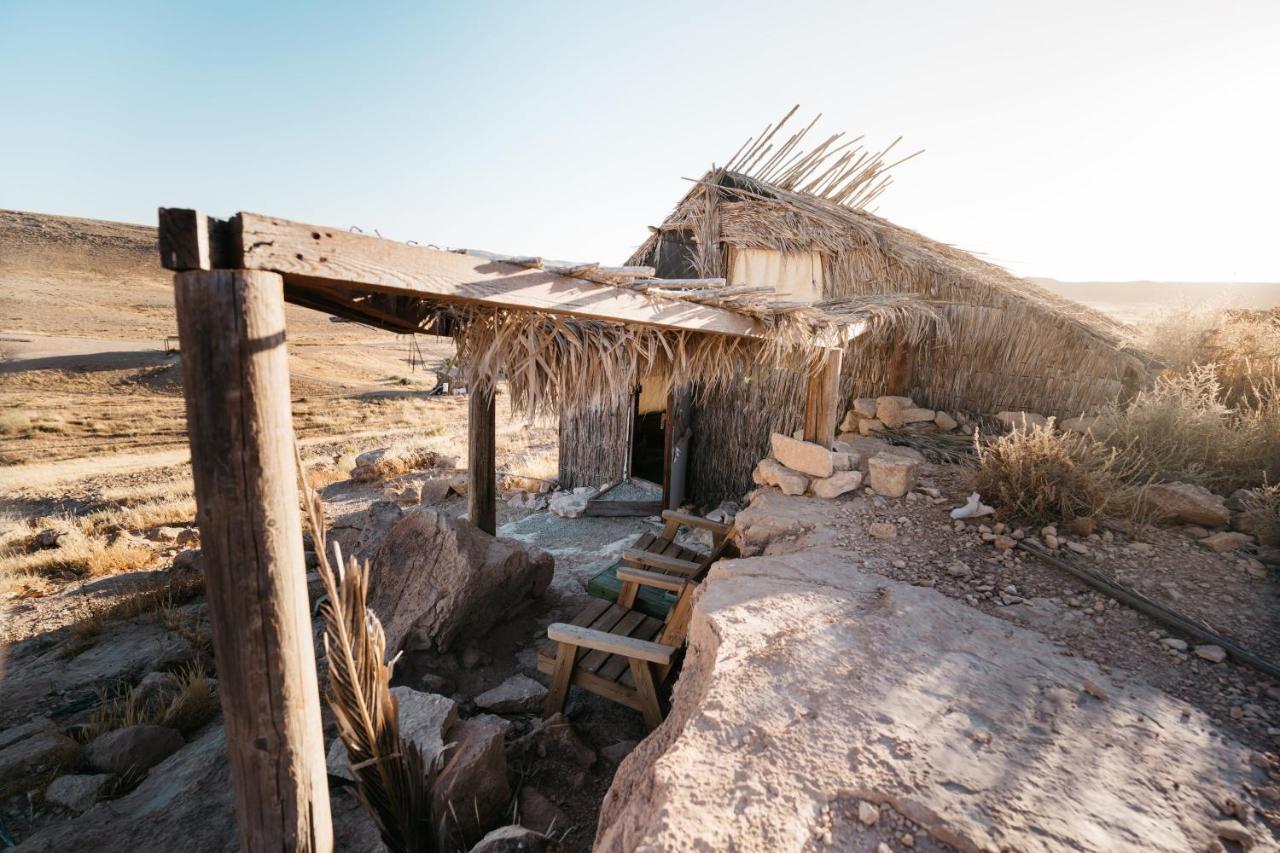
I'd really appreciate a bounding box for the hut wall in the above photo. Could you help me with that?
[686,369,806,508]
[558,399,630,489]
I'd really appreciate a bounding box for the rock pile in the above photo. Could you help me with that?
[838,396,965,437]
[753,433,928,502]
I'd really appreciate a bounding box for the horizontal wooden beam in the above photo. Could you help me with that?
[547,623,675,665]
[159,209,767,338]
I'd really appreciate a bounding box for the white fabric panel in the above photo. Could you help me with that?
[729,248,823,304]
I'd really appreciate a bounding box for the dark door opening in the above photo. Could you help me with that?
[630,406,666,484]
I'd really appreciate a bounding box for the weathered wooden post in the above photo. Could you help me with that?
[803,347,844,448]
[468,379,497,535]
[173,269,333,852]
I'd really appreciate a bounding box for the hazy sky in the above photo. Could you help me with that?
[2,1,1277,282]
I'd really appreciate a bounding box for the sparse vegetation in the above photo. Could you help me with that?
[974,420,1142,524]
[1240,482,1280,546]
[0,410,33,435]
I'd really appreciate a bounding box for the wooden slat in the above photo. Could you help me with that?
[621,549,702,576]
[597,616,665,682]
[161,211,767,338]
[616,567,688,593]
[587,603,630,636]
[536,597,611,664]
[661,510,730,536]
[579,609,648,673]
[546,624,675,665]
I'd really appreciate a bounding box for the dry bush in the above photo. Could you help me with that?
[1240,482,1280,546]
[0,410,33,435]
[1136,307,1280,405]
[1096,366,1280,492]
[975,420,1141,524]
[81,497,197,535]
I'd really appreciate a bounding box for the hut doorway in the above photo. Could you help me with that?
[630,376,668,485]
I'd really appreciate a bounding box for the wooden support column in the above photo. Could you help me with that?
[803,347,844,448]
[468,380,497,535]
[173,270,332,853]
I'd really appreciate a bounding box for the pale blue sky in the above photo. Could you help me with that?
[2,1,1277,281]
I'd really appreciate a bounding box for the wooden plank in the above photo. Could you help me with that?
[586,603,630,636]
[583,499,663,517]
[223,212,767,337]
[621,549,702,576]
[616,566,689,593]
[468,384,496,535]
[598,616,664,682]
[172,270,331,851]
[580,609,648,673]
[661,509,730,535]
[803,347,844,448]
[158,208,240,271]
[546,624,675,665]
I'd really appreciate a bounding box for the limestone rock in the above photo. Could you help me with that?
[858,418,886,435]
[44,773,113,813]
[875,396,914,428]
[769,433,835,478]
[867,522,897,541]
[851,398,878,419]
[0,718,79,790]
[365,508,554,653]
[435,717,512,851]
[84,724,184,775]
[475,674,548,714]
[835,437,924,473]
[329,688,459,782]
[1200,531,1253,552]
[933,411,958,431]
[549,486,597,518]
[898,407,936,424]
[732,490,818,557]
[867,453,919,498]
[839,409,861,433]
[832,451,856,472]
[1145,483,1230,527]
[449,472,470,496]
[601,740,638,764]
[810,470,863,499]
[996,411,1050,431]
[469,825,551,853]
[11,726,237,852]
[595,532,1274,853]
[147,526,184,543]
[518,785,571,835]
[1195,644,1228,663]
[752,458,809,497]
[420,477,452,506]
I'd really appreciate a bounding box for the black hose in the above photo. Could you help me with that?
[1015,540,1280,681]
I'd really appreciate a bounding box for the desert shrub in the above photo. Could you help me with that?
[975,420,1140,524]
[1240,482,1280,546]
[1096,366,1280,492]
[1136,307,1280,405]
[0,410,33,435]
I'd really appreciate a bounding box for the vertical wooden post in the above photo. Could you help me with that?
[174,270,333,853]
[468,380,497,535]
[885,330,913,397]
[803,347,844,448]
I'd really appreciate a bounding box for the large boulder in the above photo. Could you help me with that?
[365,508,554,653]
[328,687,458,781]
[44,773,113,814]
[595,534,1276,852]
[1145,483,1231,528]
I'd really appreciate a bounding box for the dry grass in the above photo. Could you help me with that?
[974,419,1143,525]
[1240,482,1280,546]
[0,533,157,580]
[1095,366,1280,493]
[1136,307,1280,405]
[0,410,33,435]
[80,661,218,742]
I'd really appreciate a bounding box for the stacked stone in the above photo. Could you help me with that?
[838,396,962,438]
[752,433,926,501]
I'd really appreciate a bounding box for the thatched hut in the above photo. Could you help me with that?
[559,111,1150,507]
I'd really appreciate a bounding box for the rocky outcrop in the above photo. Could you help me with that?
[596,496,1274,852]
[1145,482,1231,528]
[364,507,554,653]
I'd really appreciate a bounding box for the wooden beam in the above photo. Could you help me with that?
[172,269,332,851]
[159,210,766,338]
[158,208,240,271]
[803,347,844,448]
[468,383,496,535]
[546,623,676,665]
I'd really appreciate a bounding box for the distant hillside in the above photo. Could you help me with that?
[0,209,378,343]
[1032,278,1280,323]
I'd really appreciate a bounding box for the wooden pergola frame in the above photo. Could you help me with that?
[158,208,843,850]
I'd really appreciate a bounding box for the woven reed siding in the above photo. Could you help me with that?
[558,399,630,488]
[687,369,806,507]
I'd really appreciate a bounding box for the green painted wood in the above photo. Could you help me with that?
[585,561,677,619]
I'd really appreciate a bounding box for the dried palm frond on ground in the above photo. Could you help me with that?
[299,460,437,853]
[974,420,1144,525]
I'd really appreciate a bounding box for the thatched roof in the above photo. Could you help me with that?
[625,110,1152,417]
